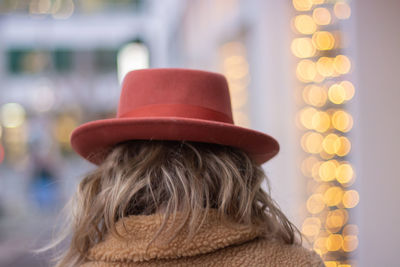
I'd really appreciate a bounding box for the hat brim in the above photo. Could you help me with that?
[70,117,280,165]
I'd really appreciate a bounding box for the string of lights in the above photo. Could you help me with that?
[220,41,250,128]
[291,0,358,266]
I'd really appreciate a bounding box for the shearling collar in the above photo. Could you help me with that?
[87,209,262,263]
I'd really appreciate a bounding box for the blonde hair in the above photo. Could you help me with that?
[48,140,301,266]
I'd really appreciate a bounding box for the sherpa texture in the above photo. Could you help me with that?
[81,210,324,266]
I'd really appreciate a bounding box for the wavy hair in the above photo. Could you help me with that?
[46,140,301,266]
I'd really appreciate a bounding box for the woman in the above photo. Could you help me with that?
[52,69,323,266]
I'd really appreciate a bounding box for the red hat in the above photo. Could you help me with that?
[70,68,279,165]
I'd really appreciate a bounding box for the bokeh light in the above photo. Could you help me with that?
[300,107,317,129]
[342,235,358,252]
[312,111,330,132]
[301,156,320,177]
[322,133,339,154]
[343,224,358,236]
[294,15,317,34]
[335,136,351,156]
[221,42,250,127]
[313,7,331,25]
[0,103,26,128]
[342,190,360,208]
[319,160,337,181]
[301,131,324,154]
[326,234,343,251]
[307,193,326,214]
[312,31,335,50]
[340,81,355,101]
[32,84,56,112]
[334,55,351,74]
[316,57,335,77]
[302,217,322,237]
[117,42,150,84]
[326,209,348,232]
[332,110,353,132]
[328,83,346,104]
[334,2,351,20]
[314,236,328,255]
[336,163,354,184]
[293,0,313,11]
[291,38,316,58]
[296,59,317,82]
[303,84,328,107]
[324,186,344,207]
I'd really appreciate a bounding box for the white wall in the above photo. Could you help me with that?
[180,0,302,226]
[353,0,400,266]
[244,0,302,227]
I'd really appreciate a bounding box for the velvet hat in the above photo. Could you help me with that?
[70,68,279,165]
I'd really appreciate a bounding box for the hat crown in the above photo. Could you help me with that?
[117,69,233,123]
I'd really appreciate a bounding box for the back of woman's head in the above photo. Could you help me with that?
[53,140,300,266]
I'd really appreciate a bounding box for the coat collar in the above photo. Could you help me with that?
[87,209,262,263]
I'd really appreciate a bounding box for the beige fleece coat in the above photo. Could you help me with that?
[81,210,324,266]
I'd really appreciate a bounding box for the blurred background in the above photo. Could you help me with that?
[0,0,398,266]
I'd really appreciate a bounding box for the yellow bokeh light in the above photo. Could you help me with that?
[313,7,331,25]
[335,136,351,156]
[316,57,335,77]
[319,160,337,181]
[303,84,327,107]
[314,237,328,255]
[224,55,246,67]
[332,110,353,132]
[334,55,351,74]
[293,0,313,11]
[336,163,354,184]
[291,38,316,58]
[299,107,317,129]
[311,160,323,181]
[342,190,359,208]
[296,59,317,82]
[301,131,324,154]
[342,235,358,252]
[225,63,249,80]
[302,217,321,237]
[316,183,330,194]
[326,209,348,231]
[221,42,246,57]
[340,80,355,101]
[307,193,325,214]
[322,133,339,154]
[343,224,359,236]
[301,156,320,177]
[334,2,351,20]
[326,234,343,251]
[312,111,330,132]
[324,186,344,207]
[312,31,335,50]
[0,103,26,128]
[328,83,346,104]
[324,262,338,267]
[294,15,317,34]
